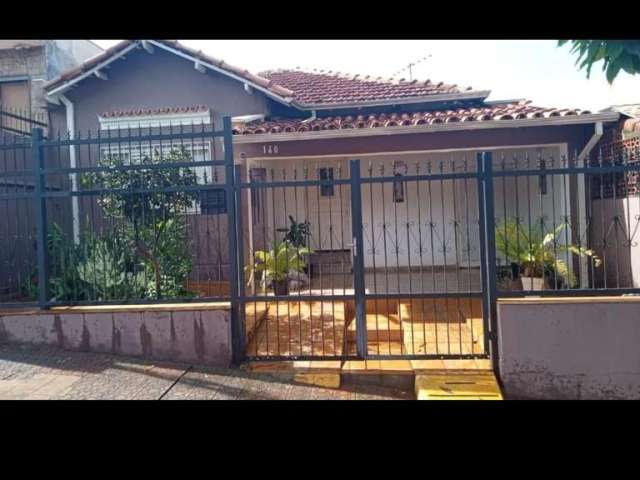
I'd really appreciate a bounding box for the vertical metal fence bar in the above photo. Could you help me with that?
[222,116,241,365]
[350,159,367,358]
[234,164,247,363]
[482,152,500,373]
[32,127,49,309]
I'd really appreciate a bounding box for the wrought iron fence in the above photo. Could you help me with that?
[491,141,640,297]
[0,119,235,308]
[3,117,640,362]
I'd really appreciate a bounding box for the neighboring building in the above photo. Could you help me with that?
[601,103,640,140]
[0,40,102,134]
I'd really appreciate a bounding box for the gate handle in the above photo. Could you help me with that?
[347,237,358,257]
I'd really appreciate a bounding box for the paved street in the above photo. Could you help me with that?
[0,344,413,400]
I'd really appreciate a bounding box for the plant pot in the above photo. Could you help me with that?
[521,276,545,291]
[272,279,289,296]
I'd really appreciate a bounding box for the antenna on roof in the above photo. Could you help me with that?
[392,54,432,81]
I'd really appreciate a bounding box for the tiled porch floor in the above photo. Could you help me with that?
[244,296,485,359]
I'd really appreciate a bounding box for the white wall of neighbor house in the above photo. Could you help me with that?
[247,145,568,269]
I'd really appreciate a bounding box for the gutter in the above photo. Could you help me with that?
[576,121,603,288]
[301,110,317,123]
[577,121,604,162]
[233,112,620,144]
[58,94,80,245]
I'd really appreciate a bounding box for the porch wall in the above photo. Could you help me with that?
[248,146,568,270]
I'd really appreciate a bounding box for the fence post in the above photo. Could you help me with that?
[222,116,242,365]
[233,163,246,363]
[479,151,500,376]
[32,127,49,309]
[349,159,367,358]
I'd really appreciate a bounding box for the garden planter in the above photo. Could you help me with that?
[272,279,289,296]
[521,276,545,291]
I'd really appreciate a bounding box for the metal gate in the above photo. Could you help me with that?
[233,153,496,363]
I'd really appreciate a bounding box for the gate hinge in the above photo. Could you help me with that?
[487,332,497,341]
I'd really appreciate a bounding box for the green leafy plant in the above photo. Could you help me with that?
[245,241,311,292]
[24,223,84,301]
[76,229,146,301]
[279,216,311,248]
[81,146,199,298]
[558,40,640,84]
[495,219,601,288]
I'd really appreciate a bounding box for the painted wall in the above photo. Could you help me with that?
[498,298,640,399]
[49,46,271,137]
[248,146,566,272]
[0,305,232,367]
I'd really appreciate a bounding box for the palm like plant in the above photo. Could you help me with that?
[246,241,312,294]
[495,220,601,288]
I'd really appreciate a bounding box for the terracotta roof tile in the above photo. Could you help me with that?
[259,69,475,106]
[232,101,593,135]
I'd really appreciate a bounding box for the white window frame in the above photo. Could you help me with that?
[97,110,211,130]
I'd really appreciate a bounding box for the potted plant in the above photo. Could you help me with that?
[495,220,601,291]
[277,216,312,274]
[246,240,312,295]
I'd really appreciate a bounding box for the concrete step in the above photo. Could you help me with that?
[341,359,415,390]
[414,371,503,400]
[346,313,403,343]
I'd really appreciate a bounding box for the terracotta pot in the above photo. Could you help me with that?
[272,279,289,296]
[521,276,545,291]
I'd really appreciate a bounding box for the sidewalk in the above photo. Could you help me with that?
[0,344,413,400]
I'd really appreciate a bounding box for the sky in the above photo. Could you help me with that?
[93,40,639,112]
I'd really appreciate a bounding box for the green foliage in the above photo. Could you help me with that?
[495,219,601,287]
[558,40,640,84]
[81,146,200,225]
[246,241,312,285]
[77,229,146,301]
[280,215,311,248]
[80,146,199,299]
[24,223,84,301]
[26,147,201,302]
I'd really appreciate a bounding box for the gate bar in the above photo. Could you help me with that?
[222,116,242,365]
[349,159,367,358]
[477,151,500,376]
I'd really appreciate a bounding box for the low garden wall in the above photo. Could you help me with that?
[0,303,232,367]
[498,297,640,399]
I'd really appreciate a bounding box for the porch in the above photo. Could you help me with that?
[239,144,569,362]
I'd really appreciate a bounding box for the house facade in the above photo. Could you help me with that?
[1,38,637,363]
[40,40,623,289]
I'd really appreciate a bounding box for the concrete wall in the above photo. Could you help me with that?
[498,298,640,399]
[0,305,232,367]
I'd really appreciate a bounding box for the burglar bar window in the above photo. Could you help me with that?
[319,167,334,197]
[200,188,227,215]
